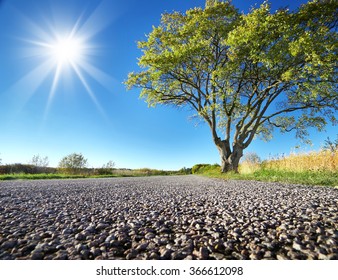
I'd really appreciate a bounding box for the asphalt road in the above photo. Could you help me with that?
[0,175,337,259]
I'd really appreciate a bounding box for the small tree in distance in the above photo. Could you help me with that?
[242,152,262,165]
[98,160,116,175]
[103,160,115,169]
[58,153,88,174]
[30,154,49,167]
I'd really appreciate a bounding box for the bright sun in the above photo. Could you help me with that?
[13,0,116,120]
[49,36,83,66]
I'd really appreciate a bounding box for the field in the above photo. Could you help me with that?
[0,166,186,181]
[193,150,338,187]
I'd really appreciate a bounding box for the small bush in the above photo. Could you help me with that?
[192,164,220,174]
[178,167,192,175]
[134,168,173,176]
[95,168,115,175]
[240,152,262,174]
[192,164,208,174]
[58,153,88,174]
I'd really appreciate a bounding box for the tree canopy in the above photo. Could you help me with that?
[126,0,338,172]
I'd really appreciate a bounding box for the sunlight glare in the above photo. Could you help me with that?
[50,37,83,66]
[9,0,117,122]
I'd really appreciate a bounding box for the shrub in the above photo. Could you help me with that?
[97,160,115,175]
[240,152,262,174]
[58,153,88,174]
[242,152,262,165]
[192,164,208,174]
[192,164,220,174]
[178,167,192,175]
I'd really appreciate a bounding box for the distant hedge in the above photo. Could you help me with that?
[0,164,193,176]
[0,164,57,175]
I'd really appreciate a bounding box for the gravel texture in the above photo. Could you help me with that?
[0,175,337,260]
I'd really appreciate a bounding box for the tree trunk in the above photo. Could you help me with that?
[216,141,243,173]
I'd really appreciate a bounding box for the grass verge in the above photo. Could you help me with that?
[0,169,183,181]
[0,173,90,180]
[193,164,338,187]
[0,173,153,181]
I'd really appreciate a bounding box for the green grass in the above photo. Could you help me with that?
[2,165,337,187]
[0,173,89,180]
[0,173,146,181]
[0,169,180,181]
[193,164,338,187]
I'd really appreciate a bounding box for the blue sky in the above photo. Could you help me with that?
[0,0,336,170]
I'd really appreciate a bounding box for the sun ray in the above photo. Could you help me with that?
[68,12,83,39]
[43,63,62,121]
[12,7,55,46]
[70,61,107,119]
[76,1,117,41]
[8,0,117,122]
[77,59,118,91]
[4,59,55,115]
